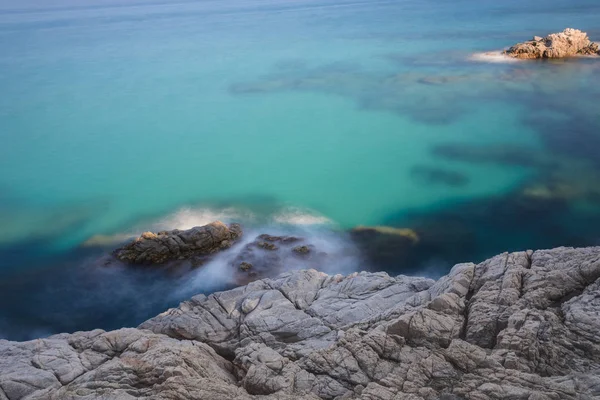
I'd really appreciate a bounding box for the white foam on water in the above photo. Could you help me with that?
[151,206,253,231]
[177,225,362,299]
[85,205,335,247]
[469,51,520,63]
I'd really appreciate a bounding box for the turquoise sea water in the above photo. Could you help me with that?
[1,0,600,339]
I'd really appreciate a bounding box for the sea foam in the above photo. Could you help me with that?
[469,51,520,63]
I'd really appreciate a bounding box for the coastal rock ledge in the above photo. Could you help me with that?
[2,246,600,399]
[505,28,600,59]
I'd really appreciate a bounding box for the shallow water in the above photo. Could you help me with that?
[1,0,600,339]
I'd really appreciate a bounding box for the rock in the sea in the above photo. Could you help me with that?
[113,221,242,264]
[505,28,600,59]
[2,246,600,399]
[292,245,312,256]
[580,41,600,55]
[231,233,326,285]
[349,225,425,271]
[239,261,253,271]
[351,225,419,243]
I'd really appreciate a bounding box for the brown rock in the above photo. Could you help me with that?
[239,262,253,272]
[257,241,278,251]
[505,28,598,59]
[292,245,311,256]
[113,221,242,265]
[580,42,600,55]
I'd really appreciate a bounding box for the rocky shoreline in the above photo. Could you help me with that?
[1,244,599,399]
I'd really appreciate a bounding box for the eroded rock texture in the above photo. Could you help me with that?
[113,221,242,264]
[2,246,600,399]
[505,28,600,59]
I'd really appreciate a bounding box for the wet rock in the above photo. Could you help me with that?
[2,247,600,399]
[240,262,253,271]
[505,28,599,59]
[257,241,278,250]
[292,245,312,256]
[580,41,600,55]
[257,234,301,244]
[113,221,242,265]
[231,234,328,285]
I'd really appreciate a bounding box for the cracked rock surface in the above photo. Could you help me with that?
[1,246,600,399]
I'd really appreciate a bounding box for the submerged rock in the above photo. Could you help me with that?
[239,261,253,271]
[109,225,336,285]
[349,222,484,274]
[113,221,242,264]
[349,225,428,273]
[505,28,600,59]
[81,233,136,248]
[231,234,324,285]
[2,246,600,399]
[292,245,312,256]
[351,225,420,243]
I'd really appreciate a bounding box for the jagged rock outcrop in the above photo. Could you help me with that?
[113,221,242,264]
[505,28,600,59]
[2,246,600,399]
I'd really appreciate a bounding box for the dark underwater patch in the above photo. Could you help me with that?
[0,251,231,341]
[364,183,600,276]
[410,165,470,187]
[432,143,543,168]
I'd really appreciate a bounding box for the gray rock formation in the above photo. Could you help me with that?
[505,28,600,59]
[2,246,600,399]
[113,221,242,264]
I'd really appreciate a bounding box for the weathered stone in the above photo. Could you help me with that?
[505,28,599,59]
[1,246,600,399]
[113,221,242,264]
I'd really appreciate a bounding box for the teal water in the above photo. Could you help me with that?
[1,0,600,339]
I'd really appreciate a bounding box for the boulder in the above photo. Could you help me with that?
[113,221,242,264]
[505,28,600,59]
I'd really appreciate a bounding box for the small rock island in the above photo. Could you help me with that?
[505,28,599,59]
